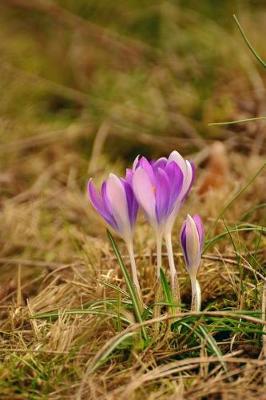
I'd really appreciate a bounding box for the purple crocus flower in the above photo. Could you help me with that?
[88,173,141,300]
[180,214,204,311]
[132,156,184,230]
[156,151,195,296]
[131,151,194,287]
[88,173,138,242]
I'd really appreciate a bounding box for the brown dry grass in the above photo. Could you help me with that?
[0,145,265,399]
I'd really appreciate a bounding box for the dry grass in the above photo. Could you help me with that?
[0,148,265,399]
[0,1,266,399]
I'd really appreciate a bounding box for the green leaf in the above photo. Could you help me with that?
[160,268,175,310]
[198,325,227,372]
[89,332,136,373]
[107,230,148,341]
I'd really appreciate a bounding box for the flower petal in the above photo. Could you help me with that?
[180,220,188,264]
[152,157,167,170]
[132,167,156,223]
[155,168,170,223]
[122,179,138,227]
[193,214,204,250]
[168,151,194,201]
[138,157,155,185]
[165,161,184,206]
[88,179,117,229]
[181,160,194,200]
[168,150,187,175]
[106,174,131,238]
[184,214,201,274]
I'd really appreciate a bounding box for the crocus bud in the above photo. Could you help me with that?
[180,214,204,277]
[87,173,138,242]
[180,214,204,312]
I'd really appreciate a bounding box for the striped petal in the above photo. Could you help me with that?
[155,168,170,222]
[122,179,138,227]
[87,179,117,230]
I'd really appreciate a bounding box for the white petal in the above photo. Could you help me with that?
[168,151,187,174]
[106,174,131,238]
[185,214,201,276]
[132,155,140,171]
[132,168,156,224]
[180,160,193,198]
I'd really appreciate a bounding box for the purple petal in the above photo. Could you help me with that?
[122,179,138,227]
[125,168,133,185]
[165,161,184,207]
[87,179,118,230]
[155,168,170,223]
[152,157,167,170]
[180,221,188,264]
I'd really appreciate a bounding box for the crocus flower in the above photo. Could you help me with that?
[180,214,204,311]
[132,156,183,279]
[132,151,194,294]
[154,151,195,301]
[87,173,141,300]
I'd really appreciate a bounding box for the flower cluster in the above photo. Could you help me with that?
[88,150,204,311]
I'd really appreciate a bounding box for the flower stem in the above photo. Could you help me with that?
[191,278,201,312]
[165,232,181,310]
[126,240,142,305]
[156,232,163,280]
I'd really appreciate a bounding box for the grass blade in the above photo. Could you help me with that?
[208,116,266,126]
[233,14,266,68]
[89,331,136,373]
[204,223,265,252]
[160,268,173,305]
[198,325,227,372]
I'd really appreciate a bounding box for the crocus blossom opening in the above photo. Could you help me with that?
[162,151,195,299]
[180,214,204,311]
[132,151,194,295]
[132,156,184,278]
[87,173,141,301]
[88,173,138,241]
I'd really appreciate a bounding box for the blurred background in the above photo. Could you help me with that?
[0,0,265,261]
